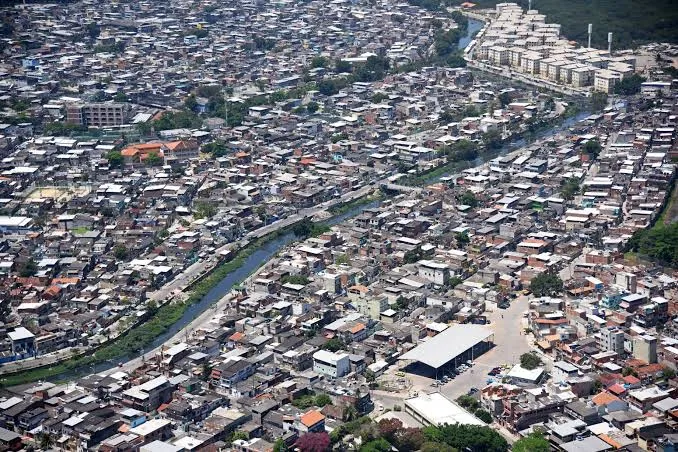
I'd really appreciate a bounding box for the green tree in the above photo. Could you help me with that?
[482,129,503,150]
[273,438,288,452]
[184,94,198,111]
[591,379,603,394]
[498,91,512,107]
[561,177,581,201]
[455,231,470,249]
[422,424,508,452]
[544,97,556,111]
[459,190,478,207]
[19,259,37,277]
[311,56,329,68]
[530,273,563,297]
[85,23,100,39]
[107,151,124,167]
[322,337,346,352]
[520,352,543,370]
[613,74,646,95]
[512,432,550,452]
[662,367,676,380]
[38,433,55,450]
[622,367,638,377]
[456,395,480,410]
[144,152,163,166]
[113,92,128,103]
[583,139,602,159]
[281,274,310,285]
[335,254,350,265]
[232,431,249,441]
[343,404,359,422]
[360,438,392,452]
[447,276,463,288]
[335,59,352,73]
[448,139,479,162]
[591,91,608,112]
[420,442,458,452]
[314,393,332,407]
[203,140,229,157]
[372,92,389,103]
[625,221,678,267]
[194,201,217,219]
[474,409,493,424]
[113,245,129,260]
[306,101,319,114]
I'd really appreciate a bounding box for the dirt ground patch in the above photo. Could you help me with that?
[26,186,90,202]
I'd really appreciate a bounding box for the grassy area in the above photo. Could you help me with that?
[464,0,678,48]
[624,180,678,268]
[658,182,678,225]
[328,192,383,215]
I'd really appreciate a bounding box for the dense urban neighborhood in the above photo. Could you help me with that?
[0,0,677,451]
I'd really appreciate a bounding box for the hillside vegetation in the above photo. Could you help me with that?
[458,0,678,48]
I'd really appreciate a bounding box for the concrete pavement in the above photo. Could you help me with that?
[372,296,533,408]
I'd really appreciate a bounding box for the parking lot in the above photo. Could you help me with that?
[373,296,534,407]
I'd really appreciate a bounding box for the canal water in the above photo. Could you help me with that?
[79,200,382,377]
[459,18,483,50]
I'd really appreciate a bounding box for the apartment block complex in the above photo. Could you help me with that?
[66,102,129,127]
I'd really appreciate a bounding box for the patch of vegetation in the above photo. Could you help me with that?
[530,273,563,297]
[292,218,330,238]
[292,392,332,409]
[614,74,646,95]
[459,0,678,48]
[322,337,346,352]
[561,177,581,201]
[280,274,310,285]
[513,432,550,452]
[626,220,678,268]
[423,423,508,452]
[520,352,543,370]
[456,396,492,423]
[328,193,382,215]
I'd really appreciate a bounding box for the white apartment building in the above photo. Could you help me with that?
[313,350,350,377]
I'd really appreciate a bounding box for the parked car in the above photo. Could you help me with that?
[468,387,479,395]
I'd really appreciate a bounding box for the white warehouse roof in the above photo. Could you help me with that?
[398,324,493,369]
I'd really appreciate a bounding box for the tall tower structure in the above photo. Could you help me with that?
[588,24,592,49]
[608,32,613,55]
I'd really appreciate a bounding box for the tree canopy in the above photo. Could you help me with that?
[422,423,508,452]
[107,151,124,168]
[513,432,550,452]
[561,177,580,201]
[626,221,678,267]
[530,273,563,297]
[520,352,543,370]
[583,139,602,159]
[614,74,646,95]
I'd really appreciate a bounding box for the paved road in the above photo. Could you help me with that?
[439,297,532,399]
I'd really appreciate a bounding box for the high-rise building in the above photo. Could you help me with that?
[599,327,625,355]
[633,334,658,364]
[66,102,128,127]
